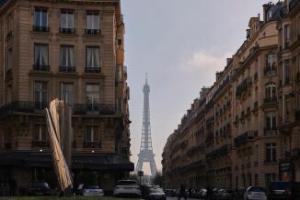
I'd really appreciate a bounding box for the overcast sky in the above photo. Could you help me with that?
[121,0,278,174]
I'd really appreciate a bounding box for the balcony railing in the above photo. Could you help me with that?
[264,66,277,76]
[33,25,49,32]
[85,29,101,35]
[33,64,50,71]
[85,67,100,73]
[264,128,278,136]
[264,97,277,105]
[73,103,115,115]
[59,66,76,72]
[59,27,76,34]
[0,101,48,117]
[32,140,49,148]
[83,141,102,148]
[234,131,257,147]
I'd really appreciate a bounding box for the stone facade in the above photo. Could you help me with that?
[162,1,300,190]
[0,0,132,194]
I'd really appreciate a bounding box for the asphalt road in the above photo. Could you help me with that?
[166,198,200,200]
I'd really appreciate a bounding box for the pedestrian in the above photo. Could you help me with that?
[178,184,187,200]
[206,186,212,200]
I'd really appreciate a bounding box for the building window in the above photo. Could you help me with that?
[6,48,12,71]
[33,124,47,142]
[267,53,277,71]
[85,126,95,143]
[266,143,277,162]
[86,11,100,34]
[34,44,49,70]
[86,47,100,72]
[60,83,74,105]
[265,112,276,131]
[33,7,48,32]
[283,24,290,48]
[60,9,75,33]
[86,84,100,110]
[265,83,277,100]
[34,81,48,109]
[60,45,74,72]
[283,60,290,85]
[265,173,276,187]
[84,126,101,148]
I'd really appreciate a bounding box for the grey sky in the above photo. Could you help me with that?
[121,0,277,174]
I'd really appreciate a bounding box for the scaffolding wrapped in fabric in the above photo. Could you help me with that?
[45,99,73,193]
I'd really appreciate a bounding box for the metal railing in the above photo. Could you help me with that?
[33,64,50,71]
[33,25,49,32]
[59,27,76,34]
[85,67,101,73]
[59,66,76,72]
[85,29,101,35]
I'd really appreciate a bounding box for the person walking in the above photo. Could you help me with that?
[178,184,187,200]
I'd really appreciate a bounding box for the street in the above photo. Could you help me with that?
[166,198,199,200]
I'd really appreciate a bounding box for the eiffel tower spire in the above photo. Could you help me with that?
[136,75,157,176]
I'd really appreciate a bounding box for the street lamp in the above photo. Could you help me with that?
[138,170,144,185]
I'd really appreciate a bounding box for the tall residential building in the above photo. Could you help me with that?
[162,1,298,189]
[0,0,132,193]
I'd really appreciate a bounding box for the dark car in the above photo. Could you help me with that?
[144,186,166,200]
[216,189,234,200]
[268,181,300,200]
[28,181,51,196]
[164,188,176,197]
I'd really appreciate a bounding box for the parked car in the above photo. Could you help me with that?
[82,185,104,197]
[145,187,166,200]
[244,186,267,200]
[199,188,207,199]
[268,181,300,200]
[164,188,176,197]
[216,188,234,200]
[113,180,141,197]
[27,181,51,196]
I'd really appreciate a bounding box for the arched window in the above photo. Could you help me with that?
[265,83,277,100]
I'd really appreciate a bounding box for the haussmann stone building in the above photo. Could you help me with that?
[0,0,133,194]
[162,0,300,190]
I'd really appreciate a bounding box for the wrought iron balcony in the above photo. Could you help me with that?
[33,64,50,71]
[73,103,115,115]
[264,66,277,76]
[83,141,102,148]
[32,140,49,148]
[33,25,49,32]
[85,67,100,73]
[0,101,48,117]
[85,29,101,35]
[59,27,76,34]
[264,97,277,105]
[234,131,257,147]
[264,128,278,136]
[206,145,229,160]
[59,66,76,72]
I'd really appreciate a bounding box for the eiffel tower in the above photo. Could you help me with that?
[136,76,157,176]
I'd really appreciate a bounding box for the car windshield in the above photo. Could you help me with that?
[249,187,265,192]
[32,182,49,188]
[85,185,99,189]
[270,182,289,190]
[151,188,164,193]
[117,180,137,185]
